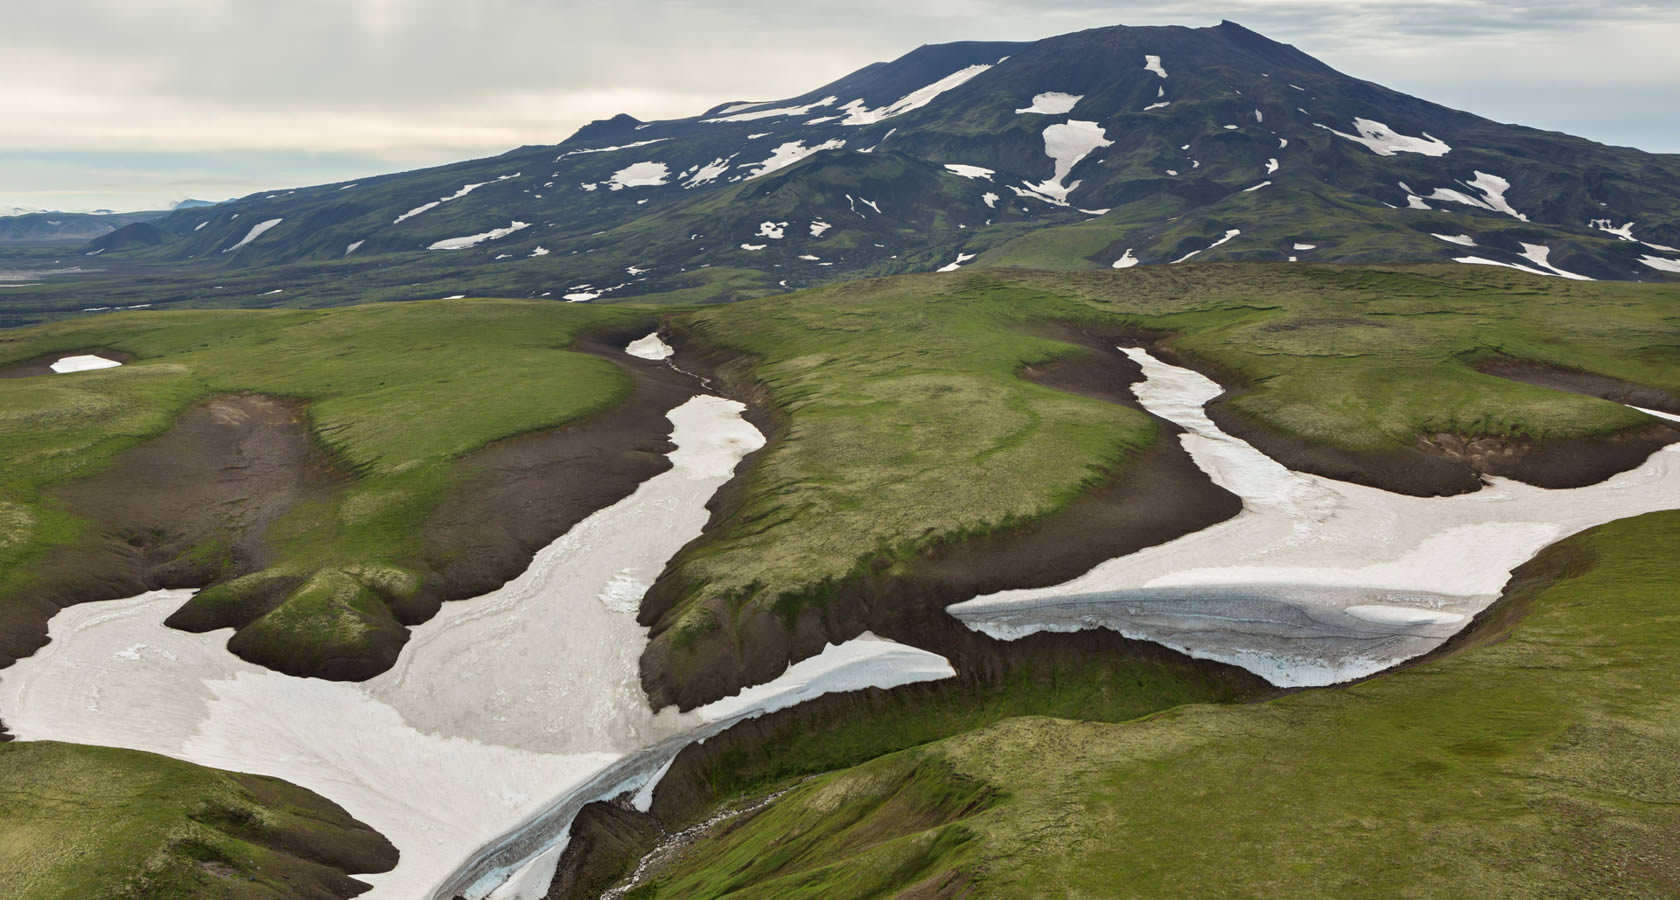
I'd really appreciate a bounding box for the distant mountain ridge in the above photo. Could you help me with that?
[74,20,1680,303]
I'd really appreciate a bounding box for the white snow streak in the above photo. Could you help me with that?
[1317,118,1451,157]
[838,64,992,126]
[427,221,530,250]
[221,218,282,253]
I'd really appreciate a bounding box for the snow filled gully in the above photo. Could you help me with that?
[0,333,956,900]
[951,347,1680,688]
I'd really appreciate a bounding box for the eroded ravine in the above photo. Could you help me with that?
[951,347,1680,686]
[0,336,956,900]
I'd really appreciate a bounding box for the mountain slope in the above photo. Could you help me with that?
[66,21,1680,310]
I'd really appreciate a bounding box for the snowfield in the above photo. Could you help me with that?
[0,376,954,900]
[952,348,1680,687]
[745,139,846,179]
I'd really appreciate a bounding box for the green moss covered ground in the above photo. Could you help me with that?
[0,741,397,899]
[623,510,1680,897]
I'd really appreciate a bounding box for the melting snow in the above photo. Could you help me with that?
[428,221,530,251]
[1590,218,1636,240]
[1517,243,1593,280]
[558,139,670,159]
[838,64,993,126]
[530,246,550,257]
[1426,171,1527,221]
[1293,242,1316,251]
[1317,118,1451,157]
[683,156,737,189]
[1266,158,1280,175]
[193,221,207,231]
[1172,228,1241,264]
[809,220,831,237]
[393,177,515,225]
[345,240,365,256]
[703,96,836,123]
[1639,255,1680,273]
[1243,181,1272,192]
[1015,92,1082,115]
[607,162,670,190]
[1021,120,1112,205]
[982,192,999,208]
[1143,102,1171,111]
[1111,248,1139,269]
[222,218,283,254]
[740,243,766,251]
[937,252,977,273]
[744,139,846,179]
[944,163,995,180]
[1144,54,1168,78]
[1431,233,1476,247]
[756,221,787,239]
[624,332,673,360]
[49,355,122,374]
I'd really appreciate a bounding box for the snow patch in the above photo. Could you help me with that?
[606,162,670,190]
[1431,233,1476,247]
[1143,54,1168,78]
[345,240,365,256]
[838,64,993,126]
[221,218,282,254]
[1317,118,1451,157]
[809,220,832,237]
[558,139,669,159]
[428,221,530,251]
[1021,120,1112,205]
[1111,248,1139,269]
[744,139,845,179]
[944,164,995,180]
[703,96,836,123]
[1015,92,1082,115]
[937,252,977,273]
[1172,229,1241,264]
[756,221,787,240]
[1638,254,1680,274]
[1425,171,1527,222]
[50,355,122,374]
[683,156,737,189]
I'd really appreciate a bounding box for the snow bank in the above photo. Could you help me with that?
[607,162,670,190]
[703,95,836,123]
[428,221,531,251]
[1639,254,1680,274]
[625,332,674,360]
[1111,248,1139,269]
[937,252,977,272]
[1425,171,1528,221]
[1015,92,1082,115]
[944,164,995,180]
[744,139,845,179]
[1021,120,1112,205]
[49,354,122,374]
[345,240,365,255]
[1431,233,1475,247]
[1144,54,1168,78]
[838,64,992,126]
[1317,118,1451,157]
[222,218,282,253]
[951,349,1680,687]
[1172,229,1240,264]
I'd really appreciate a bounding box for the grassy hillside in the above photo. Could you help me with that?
[0,741,396,899]
[0,299,649,675]
[643,263,1680,699]
[618,509,1680,897]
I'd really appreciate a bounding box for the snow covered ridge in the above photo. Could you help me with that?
[1317,117,1451,157]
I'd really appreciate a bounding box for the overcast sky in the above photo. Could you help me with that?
[5,0,1679,212]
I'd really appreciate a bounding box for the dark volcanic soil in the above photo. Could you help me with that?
[1178,349,1680,497]
[638,323,1245,711]
[1,322,708,682]
[553,628,1271,899]
[0,394,336,670]
[409,327,702,622]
